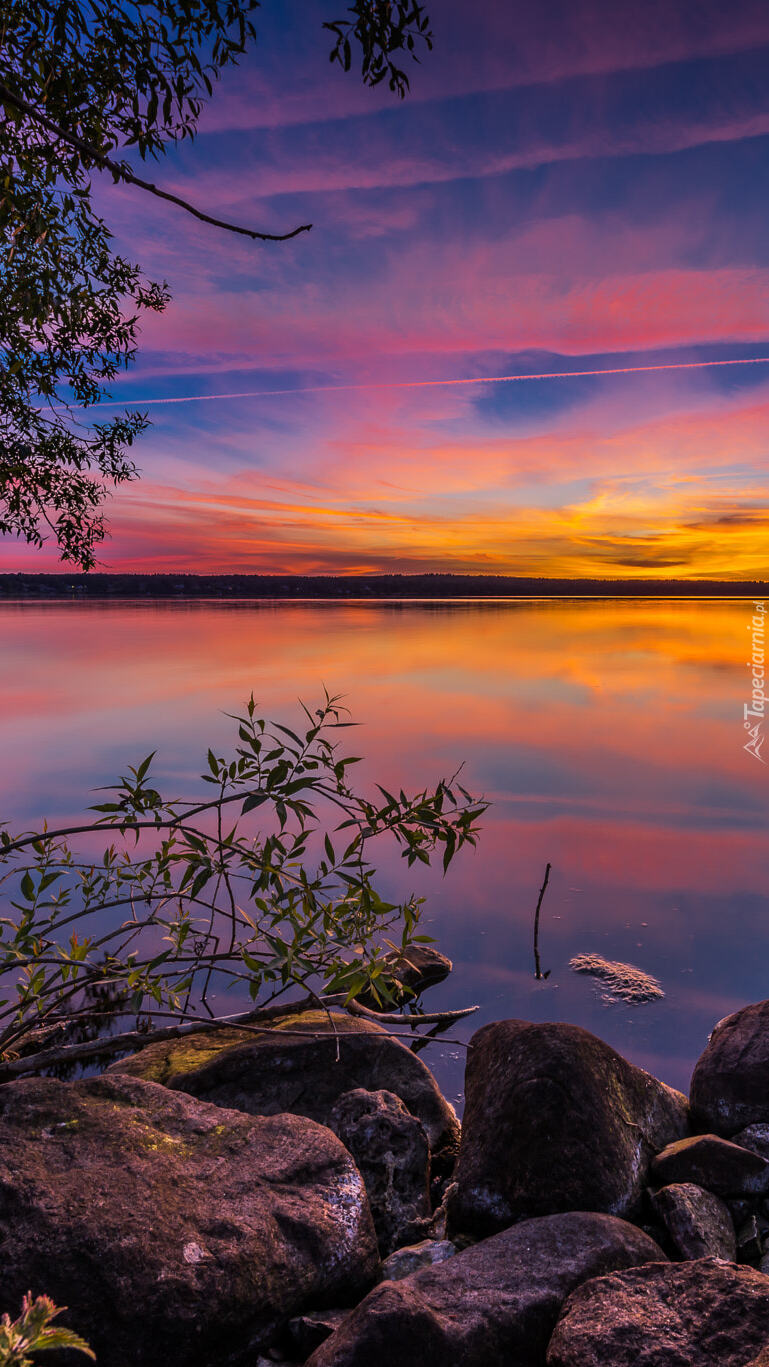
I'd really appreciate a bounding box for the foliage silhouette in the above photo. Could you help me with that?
[0,1294,94,1367]
[0,692,483,1077]
[0,2,433,565]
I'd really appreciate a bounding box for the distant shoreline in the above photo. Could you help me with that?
[0,572,766,600]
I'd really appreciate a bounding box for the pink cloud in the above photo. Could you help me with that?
[195,0,769,135]
[131,264,769,371]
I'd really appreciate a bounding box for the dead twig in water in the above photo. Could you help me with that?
[533,862,552,981]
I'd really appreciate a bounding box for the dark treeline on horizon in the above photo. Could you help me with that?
[0,573,765,599]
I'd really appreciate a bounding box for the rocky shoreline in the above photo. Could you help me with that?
[4,993,769,1365]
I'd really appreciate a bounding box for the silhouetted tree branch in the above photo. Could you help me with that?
[0,80,312,243]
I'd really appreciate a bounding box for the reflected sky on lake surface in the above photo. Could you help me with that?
[1,597,767,1105]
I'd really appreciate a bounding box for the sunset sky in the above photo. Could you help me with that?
[7,0,769,577]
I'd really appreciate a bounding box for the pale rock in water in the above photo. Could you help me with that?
[569,953,664,1005]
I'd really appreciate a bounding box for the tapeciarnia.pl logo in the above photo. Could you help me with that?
[744,600,767,763]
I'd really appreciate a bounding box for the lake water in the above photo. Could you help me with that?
[1,596,767,1107]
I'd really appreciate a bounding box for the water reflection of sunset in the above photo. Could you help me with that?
[1,598,766,1102]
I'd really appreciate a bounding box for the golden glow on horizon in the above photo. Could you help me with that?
[104,466,769,579]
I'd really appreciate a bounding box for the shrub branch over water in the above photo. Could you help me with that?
[0,692,484,1078]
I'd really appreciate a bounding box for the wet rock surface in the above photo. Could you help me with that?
[448,1019,688,1237]
[0,1072,379,1367]
[691,1000,769,1137]
[649,1182,736,1260]
[329,1088,431,1254]
[546,1258,769,1367]
[305,1212,665,1367]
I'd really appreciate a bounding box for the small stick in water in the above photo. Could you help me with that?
[533,862,552,981]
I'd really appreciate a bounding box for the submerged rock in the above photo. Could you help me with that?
[357,945,452,1008]
[306,1212,664,1367]
[569,954,664,1005]
[546,1258,769,1366]
[110,1008,459,1171]
[0,1072,379,1367]
[690,999,769,1136]
[651,1133,769,1197]
[448,1019,688,1237]
[329,1088,431,1255]
[649,1182,736,1260]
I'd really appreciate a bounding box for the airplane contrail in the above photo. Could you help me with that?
[93,353,769,407]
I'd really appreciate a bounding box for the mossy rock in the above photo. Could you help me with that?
[0,1071,379,1367]
[109,1009,459,1165]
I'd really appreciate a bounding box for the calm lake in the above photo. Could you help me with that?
[2,597,767,1107]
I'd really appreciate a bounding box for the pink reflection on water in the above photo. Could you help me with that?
[0,597,766,1100]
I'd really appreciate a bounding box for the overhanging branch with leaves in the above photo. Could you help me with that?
[0,692,485,1077]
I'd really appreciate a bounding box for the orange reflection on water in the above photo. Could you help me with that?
[0,597,766,1097]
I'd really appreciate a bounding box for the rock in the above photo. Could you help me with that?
[546,1258,769,1366]
[0,1072,379,1367]
[650,1183,736,1260]
[287,1311,350,1358]
[736,1125,769,1161]
[728,1197,753,1225]
[447,1020,688,1237]
[569,954,663,1004]
[651,1133,769,1197]
[358,946,452,1008]
[329,1089,431,1255]
[305,1212,665,1367]
[745,1350,769,1367]
[110,1009,459,1172]
[690,1000,769,1136]
[380,1239,457,1281]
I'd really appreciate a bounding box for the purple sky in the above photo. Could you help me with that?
[6,0,769,576]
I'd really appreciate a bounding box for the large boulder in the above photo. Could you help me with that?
[110,1009,459,1170]
[651,1133,769,1197]
[306,1212,665,1367]
[329,1089,431,1255]
[690,1000,769,1136]
[447,1020,688,1237]
[649,1183,736,1260]
[546,1258,769,1366]
[0,1072,379,1367]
